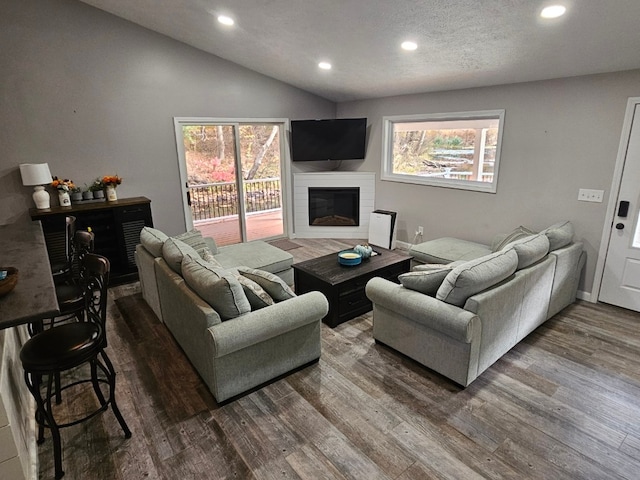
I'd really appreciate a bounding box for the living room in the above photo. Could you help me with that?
[2,0,640,478]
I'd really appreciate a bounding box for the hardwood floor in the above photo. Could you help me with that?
[38,239,640,479]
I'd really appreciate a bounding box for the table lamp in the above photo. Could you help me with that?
[20,163,53,209]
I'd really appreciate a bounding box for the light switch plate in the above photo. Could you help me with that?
[578,188,604,203]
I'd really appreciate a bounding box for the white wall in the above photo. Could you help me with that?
[337,71,640,295]
[0,0,335,234]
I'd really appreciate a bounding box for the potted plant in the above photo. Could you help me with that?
[82,184,93,200]
[89,178,104,199]
[70,185,83,202]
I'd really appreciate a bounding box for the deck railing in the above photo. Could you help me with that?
[189,178,281,221]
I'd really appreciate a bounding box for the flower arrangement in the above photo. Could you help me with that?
[51,176,75,192]
[102,175,123,188]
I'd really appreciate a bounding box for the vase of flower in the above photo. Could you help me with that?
[105,185,118,201]
[58,191,71,206]
[102,175,122,202]
[51,176,75,207]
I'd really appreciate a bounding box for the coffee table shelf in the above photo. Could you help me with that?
[293,249,411,328]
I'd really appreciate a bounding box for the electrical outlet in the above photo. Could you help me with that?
[417,226,424,236]
[578,188,604,203]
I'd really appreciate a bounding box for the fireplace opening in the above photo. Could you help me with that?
[308,187,360,226]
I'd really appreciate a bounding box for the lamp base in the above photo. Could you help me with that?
[32,186,51,209]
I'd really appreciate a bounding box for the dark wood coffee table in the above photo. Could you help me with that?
[293,249,411,328]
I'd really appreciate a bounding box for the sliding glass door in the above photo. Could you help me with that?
[174,119,286,246]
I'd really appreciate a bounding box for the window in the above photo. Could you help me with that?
[382,110,505,193]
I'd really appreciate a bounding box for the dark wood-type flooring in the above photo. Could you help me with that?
[37,238,640,479]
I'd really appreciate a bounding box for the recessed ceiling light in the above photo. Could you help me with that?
[401,41,418,51]
[318,62,332,70]
[540,5,566,18]
[217,15,235,26]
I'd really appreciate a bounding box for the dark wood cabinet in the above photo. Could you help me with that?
[30,196,153,284]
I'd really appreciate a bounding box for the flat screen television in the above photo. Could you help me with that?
[290,118,367,161]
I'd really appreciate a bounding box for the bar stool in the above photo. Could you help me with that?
[28,230,95,337]
[50,216,76,284]
[20,253,131,479]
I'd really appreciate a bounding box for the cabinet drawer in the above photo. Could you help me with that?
[338,289,370,315]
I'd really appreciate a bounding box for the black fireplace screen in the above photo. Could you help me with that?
[308,187,360,226]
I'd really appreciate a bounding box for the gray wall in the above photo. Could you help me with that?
[338,70,640,295]
[0,0,334,233]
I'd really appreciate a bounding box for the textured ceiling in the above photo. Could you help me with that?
[78,0,640,102]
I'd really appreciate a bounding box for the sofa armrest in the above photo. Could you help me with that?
[209,291,328,357]
[366,277,479,343]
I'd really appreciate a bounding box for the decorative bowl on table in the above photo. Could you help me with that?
[0,267,19,297]
[337,250,362,266]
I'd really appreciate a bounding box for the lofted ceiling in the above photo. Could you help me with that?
[78,0,640,102]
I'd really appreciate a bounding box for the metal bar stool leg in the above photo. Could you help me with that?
[90,358,108,407]
[100,350,131,438]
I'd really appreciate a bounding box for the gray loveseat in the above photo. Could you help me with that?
[135,228,328,402]
[365,221,585,387]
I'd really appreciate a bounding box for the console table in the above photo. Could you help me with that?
[29,196,153,284]
[293,249,411,327]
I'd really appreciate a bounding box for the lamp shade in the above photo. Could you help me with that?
[20,163,52,186]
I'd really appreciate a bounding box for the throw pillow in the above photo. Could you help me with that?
[503,233,550,270]
[174,229,210,257]
[542,221,574,251]
[491,226,536,252]
[162,237,201,274]
[236,266,296,302]
[140,227,168,257]
[181,255,250,320]
[200,248,223,267]
[399,265,453,296]
[436,249,519,307]
[234,274,274,310]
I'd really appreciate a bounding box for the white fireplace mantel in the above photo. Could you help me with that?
[293,172,375,239]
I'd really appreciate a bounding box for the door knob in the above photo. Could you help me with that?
[616,223,625,230]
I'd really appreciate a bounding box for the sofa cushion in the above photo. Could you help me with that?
[234,274,274,310]
[410,238,492,264]
[140,227,168,257]
[491,226,536,252]
[436,249,519,307]
[399,265,454,296]
[173,229,210,257]
[236,266,296,302]
[162,238,201,274]
[181,255,250,320]
[215,241,293,274]
[542,221,574,251]
[503,233,550,270]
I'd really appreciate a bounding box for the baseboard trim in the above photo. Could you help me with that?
[577,290,593,302]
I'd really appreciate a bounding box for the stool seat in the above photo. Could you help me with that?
[21,323,100,371]
[55,283,84,305]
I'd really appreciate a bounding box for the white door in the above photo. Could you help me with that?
[599,102,640,311]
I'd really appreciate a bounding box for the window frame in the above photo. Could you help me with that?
[381,109,505,193]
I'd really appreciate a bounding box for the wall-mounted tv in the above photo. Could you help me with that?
[290,118,367,161]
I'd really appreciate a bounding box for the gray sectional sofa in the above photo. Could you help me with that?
[366,221,585,387]
[135,228,328,402]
